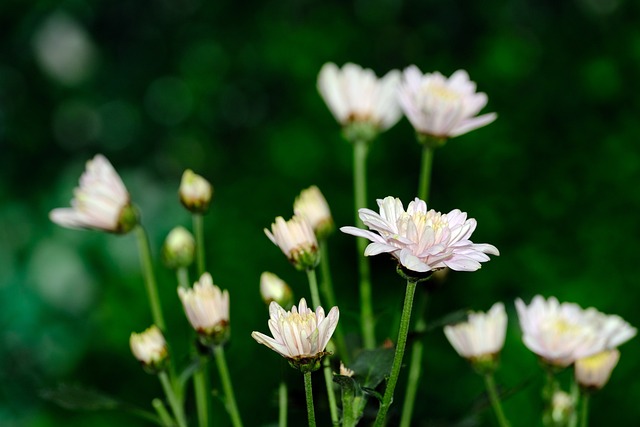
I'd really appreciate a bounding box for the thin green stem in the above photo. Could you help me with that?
[279,379,288,427]
[135,225,165,330]
[341,382,356,427]
[483,373,511,427]
[193,213,206,275]
[194,360,210,427]
[374,280,418,427]
[152,398,176,427]
[319,240,348,363]
[304,371,317,427]
[417,145,434,201]
[305,268,322,309]
[306,268,339,425]
[399,293,428,427]
[580,392,590,427]
[213,346,244,427]
[353,138,375,350]
[176,267,190,289]
[159,371,187,427]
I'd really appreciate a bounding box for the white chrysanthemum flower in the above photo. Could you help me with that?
[265,215,319,270]
[260,271,293,308]
[50,154,135,233]
[398,66,497,138]
[178,272,230,344]
[251,298,339,371]
[574,349,620,390]
[317,62,402,131]
[340,196,499,273]
[130,325,168,369]
[179,169,213,213]
[515,296,636,367]
[444,302,507,362]
[294,185,334,239]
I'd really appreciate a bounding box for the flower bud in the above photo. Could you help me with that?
[162,226,195,269]
[264,215,319,271]
[575,349,620,391]
[548,391,575,426]
[179,169,213,214]
[130,325,168,374]
[294,186,334,240]
[260,272,293,308]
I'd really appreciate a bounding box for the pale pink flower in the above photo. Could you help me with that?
[251,298,339,360]
[574,350,620,390]
[317,62,402,130]
[444,302,507,360]
[515,295,636,367]
[265,215,319,270]
[50,154,134,233]
[340,196,499,273]
[178,272,229,337]
[398,66,497,138]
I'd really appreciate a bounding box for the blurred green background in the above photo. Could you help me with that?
[2,0,640,425]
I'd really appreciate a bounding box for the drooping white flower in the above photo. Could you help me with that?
[398,66,497,139]
[251,298,339,370]
[260,271,293,308]
[294,185,334,239]
[340,196,499,273]
[179,169,213,214]
[50,154,135,233]
[178,272,230,344]
[130,325,168,370]
[515,295,636,367]
[574,349,620,390]
[317,62,402,131]
[444,302,507,362]
[265,215,319,270]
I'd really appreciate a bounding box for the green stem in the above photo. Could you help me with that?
[341,382,356,427]
[152,398,176,427]
[135,225,165,330]
[194,360,210,427]
[374,280,418,427]
[484,373,511,427]
[580,392,590,427]
[305,268,339,425]
[304,371,317,427]
[279,379,288,427]
[305,268,322,310]
[353,138,375,350]
[417,145,434,201]
[176,267,190,289]
[193,213,206,275]
[213,346,244,427]
[319,240,348,363]
[158,371,187,427]
[399,293,428,427]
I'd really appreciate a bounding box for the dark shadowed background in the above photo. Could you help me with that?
[2,0,640,425]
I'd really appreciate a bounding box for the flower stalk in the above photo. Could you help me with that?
[193,213,206,275]
[484,373,511,427]
[213,346,244,427]
[353,138,376,350]
[279,377,288,427]
[158,371,187,427]
[135,225,166,331]
[304,371,317,427]
[580,392,590,427]
[319,239,348,362]
[374,279,418,426]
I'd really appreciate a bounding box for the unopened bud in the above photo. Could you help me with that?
[179,169,213,214]
[130,325,169,374]
[162,226,195,269]
[260,272,293,308]
[294,186,334,240]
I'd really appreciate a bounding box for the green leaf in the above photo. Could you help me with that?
[40,383,120,411]
[349,348,394,389]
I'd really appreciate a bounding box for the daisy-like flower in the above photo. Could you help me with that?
[130,325,168,372]
[179,169,213,214]
[265,215,319,270]
[251,298,339,372]
[398,66,497,140]
[294,185,334,240]
[178,272,230,346]
[340,196,499,275]
[260,271,293,308]
[515,295,636,367]
[50,154,136,233]
[444,302,507,370]
[317,62,402,137]
[574,349,620,391]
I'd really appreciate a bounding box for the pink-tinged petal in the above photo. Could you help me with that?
[364,242,397,256]
[399,249,431,272]
[442,256,482,272]
[449,112,498,137]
